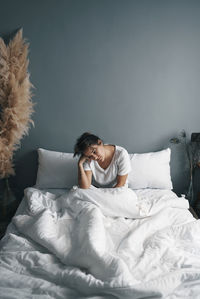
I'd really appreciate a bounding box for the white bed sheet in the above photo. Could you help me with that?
[0,187,200,299]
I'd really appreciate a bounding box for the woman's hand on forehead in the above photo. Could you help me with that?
[78,154,91,165]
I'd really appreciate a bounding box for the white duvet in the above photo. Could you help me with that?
[1,186,200,299]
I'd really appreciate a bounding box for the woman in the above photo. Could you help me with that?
[74,132,131,189]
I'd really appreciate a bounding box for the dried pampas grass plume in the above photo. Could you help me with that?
[0,29,34,178]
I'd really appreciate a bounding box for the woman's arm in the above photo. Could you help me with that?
[114,174,128,188]
[78,156,92,189]
[114,147,131,188]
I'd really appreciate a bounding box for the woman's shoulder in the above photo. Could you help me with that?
[114,145,129,159]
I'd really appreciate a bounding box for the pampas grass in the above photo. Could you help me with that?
[0,29,34,178]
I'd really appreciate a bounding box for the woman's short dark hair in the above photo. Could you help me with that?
[74,132,102,157]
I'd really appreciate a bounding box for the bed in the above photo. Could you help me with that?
[0,148,200,299]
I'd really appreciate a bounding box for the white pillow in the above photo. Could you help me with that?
[128,148,173,190]
[35,148,78,189]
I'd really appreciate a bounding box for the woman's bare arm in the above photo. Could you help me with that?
[114,174,128,188]
[78,156,92,189]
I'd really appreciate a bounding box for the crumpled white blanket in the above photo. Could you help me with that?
[23,185,189,219]
[12,186,200,299]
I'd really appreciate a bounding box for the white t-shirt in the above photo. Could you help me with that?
[83,145,131,188]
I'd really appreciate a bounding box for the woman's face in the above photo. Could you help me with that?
[83,141,105,162]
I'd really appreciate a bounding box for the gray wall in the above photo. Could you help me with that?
[1,0,200,199]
